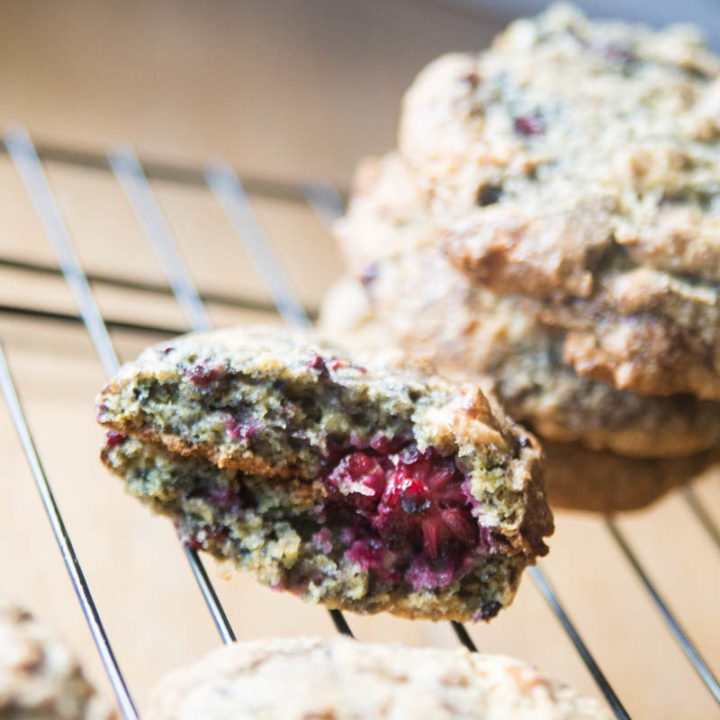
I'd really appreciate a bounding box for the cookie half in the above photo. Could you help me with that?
[399,4,720,401]
[97,326,551,621]
[146,637,610,720]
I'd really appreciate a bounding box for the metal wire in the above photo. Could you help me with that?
[605,518,720,703]
[682,488,720,550]
[111,145,354,639]
[4,127,119,376]
[451,621,478,652]
[0,344,138,720]
[302,180,347,230]
[0,256,315,319]
[529,566,630,719]
[329,609,355,637]
[4,128,238,653]
[206,162,310,328]
[0,139,333,203]
[0,303,184,338]
[109,144,213,333]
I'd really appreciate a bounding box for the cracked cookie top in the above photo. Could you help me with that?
[399,3,720,400]
[146,637,610,720]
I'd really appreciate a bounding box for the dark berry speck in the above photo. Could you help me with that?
[602,43,636,68]
[514,113,545,137]
[480,600,502,620]
[225,415,263,442]
[183,537,202,551]
[461,71,480,88]
[361,262,380,287]
[105,430,127,449]
[185,364,225,387]
[308,354,330,380]
[477,183,503,207]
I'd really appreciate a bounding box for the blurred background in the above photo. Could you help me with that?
[2,0,719,182]
[0,1,718,718]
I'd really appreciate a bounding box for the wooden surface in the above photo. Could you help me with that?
[0,2,719,718]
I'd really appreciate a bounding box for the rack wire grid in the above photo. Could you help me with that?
[0,128,718,719]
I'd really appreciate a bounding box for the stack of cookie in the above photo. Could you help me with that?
[323,4,720,511]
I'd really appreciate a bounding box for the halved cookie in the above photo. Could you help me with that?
[97,326,551,621]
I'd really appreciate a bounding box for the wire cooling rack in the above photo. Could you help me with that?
[0,128,718,719]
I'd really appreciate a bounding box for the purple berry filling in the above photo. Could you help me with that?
[308,353,368,378]
[308,354,331,380]
[110,431,507,595]
[312,527,333,554]
[323,443,503,590]
[105,430,127,449]
[225,414,263,442]
[184,363,226,387]
[514,113,545,136]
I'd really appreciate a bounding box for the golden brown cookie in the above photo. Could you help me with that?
[146,637,610,720]
[332,154,720,460]
[399,4,720,401]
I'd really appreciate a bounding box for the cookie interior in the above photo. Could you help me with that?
[103,435,531,621]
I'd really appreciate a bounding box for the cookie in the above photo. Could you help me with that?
[332,154,720,460]
[97,326,551,621]
[399,4,720,401]
[146,637,610,720]
[0,598,116,720]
